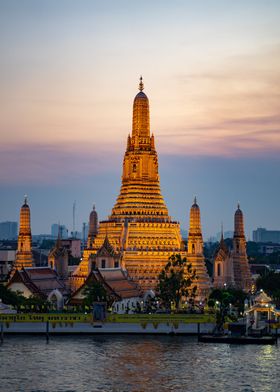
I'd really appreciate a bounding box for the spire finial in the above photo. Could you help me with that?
[93,204,95,211]
[221,221,224,240]
[139,76,144,91]
[237,202,240,210]
[24,195,28,205]
[194,196,197,205]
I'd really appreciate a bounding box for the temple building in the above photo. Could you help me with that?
[186,198,211,300]
[87,205,98,248]
[213,204,252,291]
[213,229,234,288]
[14,196,33,270]
[48,230,69,280]
[72,78,211,299]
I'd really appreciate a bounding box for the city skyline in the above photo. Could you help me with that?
[0,0,279,238]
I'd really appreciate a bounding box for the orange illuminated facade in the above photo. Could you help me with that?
[14,196,33,270]
[73,79,210,297]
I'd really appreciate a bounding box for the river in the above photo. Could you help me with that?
[0,335,279,392]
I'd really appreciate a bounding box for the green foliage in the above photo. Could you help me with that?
[209,288,247,334]
[83,281,108,306]
[0,284,25,306]
[157,254,197,310]
[0,285,51,311]
[209,288,247,313]
[257,271,280,304]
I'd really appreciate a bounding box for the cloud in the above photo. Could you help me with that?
[159,45,280,157]
[0,142,121,184]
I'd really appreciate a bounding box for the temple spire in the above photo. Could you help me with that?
[132,76,150,138]
[139,76,144,91]
[14,197,33,269]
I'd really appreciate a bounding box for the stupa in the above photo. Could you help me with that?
[74,78,210,295]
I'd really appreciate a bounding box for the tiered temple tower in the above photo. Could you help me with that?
[74,78,186,291]
[87,205,98,248]
[14,196,33,269]
[231,204,252,291]
[187,198,211,300]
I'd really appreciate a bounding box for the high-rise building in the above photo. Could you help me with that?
[253,228,280,244]
[51,224,68,239]
[14,196,33,270]
[73,79,210,297]
[0,221,18,240]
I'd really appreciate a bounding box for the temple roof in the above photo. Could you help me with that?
[255,291,272,304]
[134,91,148,100]
[69,268,141,304]
[99,268,141,299]
[96,235,119,258]
[7,267,67,298]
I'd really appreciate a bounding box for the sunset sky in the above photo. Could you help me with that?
[0,0,279,239]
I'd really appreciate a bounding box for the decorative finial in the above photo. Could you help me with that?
[24,195,28,205]
[237,202,240,210]
[221,221,224,240]
[93,204,95,211]
[194,196,197,205]
[139,76,144,91]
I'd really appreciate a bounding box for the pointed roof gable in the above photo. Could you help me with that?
[96,235,119,258]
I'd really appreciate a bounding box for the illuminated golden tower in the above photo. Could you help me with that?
[231,204,252,291]
[74,78,185,291]
[14,196,33,269]
[187,198,211,300]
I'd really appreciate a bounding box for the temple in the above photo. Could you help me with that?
[72,78,210,298]
[186,198,211,299]
[213,204,252,291]
[14,196,33,270]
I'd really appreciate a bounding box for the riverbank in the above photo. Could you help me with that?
[1,321,215,335]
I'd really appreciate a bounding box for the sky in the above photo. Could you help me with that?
[0,0,279,239]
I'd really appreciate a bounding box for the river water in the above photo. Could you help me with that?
[0,335,279,392]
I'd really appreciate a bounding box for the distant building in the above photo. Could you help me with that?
[258,243,280,255]
[0,221,18,240]
[0,250,16,280]
[216,230,233,241]
[61,238,81,258]
[253,228,280,244]
[51,224,68,239]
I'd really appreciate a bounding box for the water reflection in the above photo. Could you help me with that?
[0,336,279,392]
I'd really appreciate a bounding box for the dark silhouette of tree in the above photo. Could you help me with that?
[157,254,197,311]
[257,271,280,306]
[83,281,108,306]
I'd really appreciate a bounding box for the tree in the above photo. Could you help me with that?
[83,281,108,307]
[257,271,280,305]
[209,288,247,313]
[157,254,197,311]
[0,284,25,307]
[209,288,248,333]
